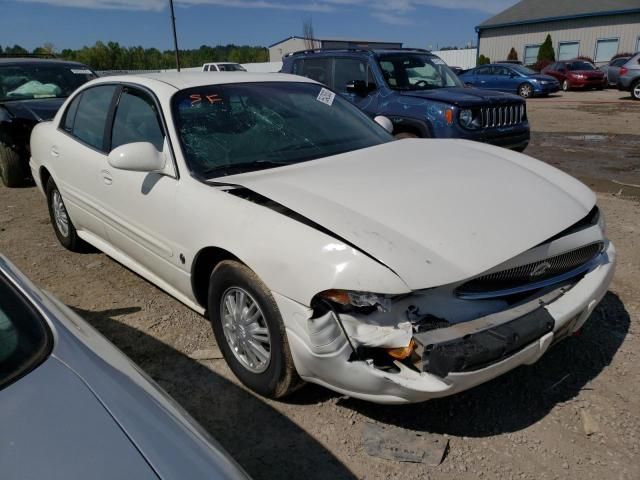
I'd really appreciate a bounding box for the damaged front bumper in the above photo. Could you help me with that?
[276,241,616,404]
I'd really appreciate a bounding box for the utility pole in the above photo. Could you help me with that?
[169,0,181,71]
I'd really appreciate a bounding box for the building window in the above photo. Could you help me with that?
[595,38,619,63]
[558,41,580,61]
[523,45,540,65]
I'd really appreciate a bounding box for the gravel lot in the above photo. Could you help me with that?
[1,89,639,479]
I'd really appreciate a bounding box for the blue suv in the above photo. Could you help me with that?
[282,48,530,151]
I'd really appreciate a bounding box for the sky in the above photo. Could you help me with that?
[1,0,520,51]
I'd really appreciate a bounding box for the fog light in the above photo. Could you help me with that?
[386,339,416,360]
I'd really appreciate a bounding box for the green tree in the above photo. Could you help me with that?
[507,47,518,61]
[478,54,491,65]
[537,34,555,62]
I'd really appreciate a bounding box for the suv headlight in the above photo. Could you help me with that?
[316,289,393,313]
[459,109,473,128]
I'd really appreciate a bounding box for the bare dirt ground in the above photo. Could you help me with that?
[1,90,639,479]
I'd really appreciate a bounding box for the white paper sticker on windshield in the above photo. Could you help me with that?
[432,58,445,65]
[316,87,335,106]
[70,68,92,75]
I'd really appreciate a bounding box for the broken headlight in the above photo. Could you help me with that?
[597,208,606,235]
[315,289,393,314]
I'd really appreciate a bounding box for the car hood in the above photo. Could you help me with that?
[1,97,66,122]
[225,139,595,289]
[0,358,157,479]
[398,87,522,107]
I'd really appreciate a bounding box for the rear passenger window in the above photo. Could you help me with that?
[72,85,117,151]
[111,89,164,151]
[62,93,82,132]
[296,58,331,85]
[333,58,368,92]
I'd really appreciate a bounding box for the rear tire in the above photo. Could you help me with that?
[562,80,570,91]
[0,143,26,188]
[208,260,303,399]
[46,177,88,252]
[632,80,640,101]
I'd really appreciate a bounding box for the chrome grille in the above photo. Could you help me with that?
[456,242,604,298]
[479,104,524,128]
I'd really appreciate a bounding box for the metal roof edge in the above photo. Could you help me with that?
[476,8,640,32]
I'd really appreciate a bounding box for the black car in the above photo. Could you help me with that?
[0,58,96,187]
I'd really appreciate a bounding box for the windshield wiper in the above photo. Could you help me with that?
[201,159,290,179]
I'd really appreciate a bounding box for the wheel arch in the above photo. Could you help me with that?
[39,166,52,191]
[387,116,432,138]
[191,246,244,308]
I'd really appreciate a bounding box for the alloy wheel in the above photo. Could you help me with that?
[633,82,640,100]
[52,190,70,238]
[220,287,271,373]
[519,84,532,98]
[562,80,569,91]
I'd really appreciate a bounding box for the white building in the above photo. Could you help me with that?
[268,36,402,62]
[477,0,640,65]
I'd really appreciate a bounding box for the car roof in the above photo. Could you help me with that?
[287,48,434,58]
[88,72,317,91]
[0,57,89,67]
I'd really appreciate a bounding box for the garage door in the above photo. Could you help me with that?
[595,38,619,63]
[558,42,579,61]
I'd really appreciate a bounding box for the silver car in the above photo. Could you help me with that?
[0,255,249,479]
[599,56,631,86]
[617,52,640,100]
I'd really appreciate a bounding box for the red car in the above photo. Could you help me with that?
[542,60,606,91]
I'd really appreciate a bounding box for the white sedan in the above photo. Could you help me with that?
[30,73,615,404]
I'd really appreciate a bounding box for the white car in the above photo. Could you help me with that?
[202,63,247,72]
[29,73,615,404]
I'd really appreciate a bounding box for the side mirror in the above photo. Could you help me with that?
[374,115,393,134]
[345,79,372,96]
[108,142,166,173]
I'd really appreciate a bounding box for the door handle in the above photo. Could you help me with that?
[101,169,113,186]
[50,146,59,157]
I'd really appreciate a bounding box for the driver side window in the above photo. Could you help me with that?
[111,89,165,152]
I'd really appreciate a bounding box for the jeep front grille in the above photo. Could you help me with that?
[456,242,604,299]
[479,104,524,128]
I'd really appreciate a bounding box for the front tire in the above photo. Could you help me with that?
[562,80,570,91]
[46,177,87,252]
[518,82,533,98]
[208,260,302,398]
[0,143,27,188]
[394,132,419,140]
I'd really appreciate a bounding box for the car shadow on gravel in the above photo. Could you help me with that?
[337,291,630,437]
[72,306,357,480]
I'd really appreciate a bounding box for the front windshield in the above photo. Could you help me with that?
[568,61,596,71]
[510,65,537,75]
[0,63,95,102]
[377,54,463,90]
[172,82,392,178]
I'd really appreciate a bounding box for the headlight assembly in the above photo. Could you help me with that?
[316,289,393,313]
[459,109,474,128]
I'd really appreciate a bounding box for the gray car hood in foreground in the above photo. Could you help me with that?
[0,256,248,480]
[0,358,157,479]
[225,139,596,289]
